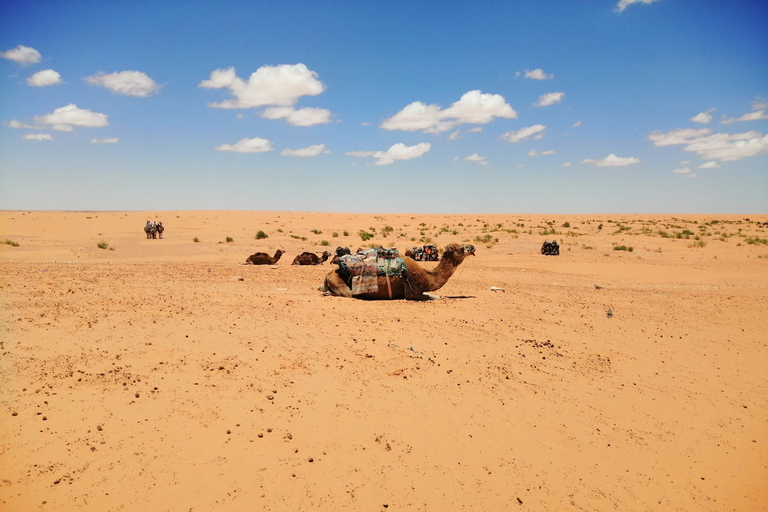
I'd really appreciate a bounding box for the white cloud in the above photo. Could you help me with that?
[199,64,325,109]
[648,127,768,161]
[500,124,546,143]
[215,137,274,153]
[22,133,53,141]
[562,162,572,167]
[91,137,119,144]
[572,121,582,128]
[1,45,41,65]
[615,0,661,13]
[528,149,538,156]
[281,144,329,157]
[722,110,768,124]
[686,172,699,178]
[581,153,641,167]
[698,161,720,169]
[381,90,517,133]
[465,154,488,165]
[448,130,461,140]
[261,106,332,126]
[6,119,38,129]
[691,109,715,124]
[524,69,554,80]
[751,98,768,110]
[467,127,483,133]
[85,71,160,97]
[33,104,109,131]
[345,142,431,166]
[647,128,712,146]
[534,92,564,107]
[235,113,245,120]
[27,69,62,87]
[672,167,691,174]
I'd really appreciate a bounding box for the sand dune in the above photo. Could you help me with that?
[1,210,766,511]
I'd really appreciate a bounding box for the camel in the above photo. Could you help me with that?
[319,243,475,300]
[144,221,156,239]
[292,251,331,265]
[245,249,285,265]
[156,221,164,239]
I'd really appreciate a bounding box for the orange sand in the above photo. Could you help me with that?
[1,210,766,511]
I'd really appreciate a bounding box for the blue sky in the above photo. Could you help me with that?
[1,0,766,213]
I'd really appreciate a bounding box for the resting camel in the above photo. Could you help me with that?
[319,243,475,300]
[245,249,285,265]
[292,251,331,265]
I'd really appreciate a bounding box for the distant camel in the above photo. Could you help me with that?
[156,221,164,239]
[245,249,285,265]
[144,221,156,239]
[319,243,475,300]
[292,251,332,265]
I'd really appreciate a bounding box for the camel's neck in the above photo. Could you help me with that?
[425,257,462,291]
[273,252,282,262]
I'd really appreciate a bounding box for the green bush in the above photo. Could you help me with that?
[255,231,268,239]
[226,237,234,243]
[97,241,109,249]
[613,245,633,252]
[359,231,374,242]
[193,237,200,243]
[3,239,19,247]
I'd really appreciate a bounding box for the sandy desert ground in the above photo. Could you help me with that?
[1,210,766,512]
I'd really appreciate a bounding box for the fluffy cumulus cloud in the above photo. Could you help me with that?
[91,137,120,144]
[499,124,546,143]
[534,92,564,107]
[381,90,517,133]
[85,71,160,97]
[345,142,431,166]
[281,144,329,157]
[698,161,720,169]
[261,106,332,127]
[524,69,554,80]
[648,127,768,161]
[22,133,53,141]
[215,137,274,153]
[672,167,698,178]
[6,119,38,129]
[465,154,488,165]
[33,104,109,131]
[691,109,715,124]
[27,69,62,87]
[581,154,641,167]
[722,110,768,124]
[199,64,325,109]
[1,45,41,65]
[615,0,660,13]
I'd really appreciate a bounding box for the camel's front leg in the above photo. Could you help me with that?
[320,271,353,298]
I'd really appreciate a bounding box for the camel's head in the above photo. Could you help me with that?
[275,249,285,256]
[442,243,475,262]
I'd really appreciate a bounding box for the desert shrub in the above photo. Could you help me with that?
[598,224,603,230]
[311,229,322,234]
[332,232,339,237]
[562,221,570,228]
[745,236,768,245]
[359,231,374,241]
[97,241,109,249]
[226,237,234,243]
[255,230,268,239]
[613,245,634,252]
[690,240,707,248]
[193,237,200,243]
[382,226,394,233]
[320,240,330,246]
[343,230,349,236]
[3,239,19,247]
[290,235,307,241]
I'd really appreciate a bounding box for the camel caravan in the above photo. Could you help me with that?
[243,243,476,301]
[144,221,164,239]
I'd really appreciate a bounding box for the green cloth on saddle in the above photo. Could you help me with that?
[337,248,408,295]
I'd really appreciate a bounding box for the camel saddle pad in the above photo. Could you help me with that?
[338,248,407,295]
